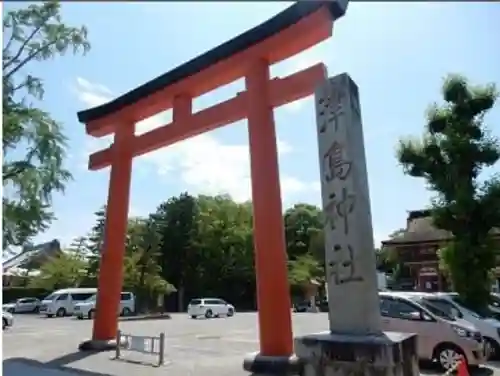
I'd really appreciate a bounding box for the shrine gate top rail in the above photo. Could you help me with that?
[77,1,348,170]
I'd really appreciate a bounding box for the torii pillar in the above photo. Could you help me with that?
[76,2,349,375]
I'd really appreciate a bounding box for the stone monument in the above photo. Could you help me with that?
[294,73,419,376]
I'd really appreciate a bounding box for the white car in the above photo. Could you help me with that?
[404,292,500,359]
[187,298,235,319]
[39,288,97,317]
[74,292,136,319]
[3,297,41,313]
[2,310,14,330]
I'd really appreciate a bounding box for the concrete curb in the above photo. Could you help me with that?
[243,351,302,375]
[119,313,172,322]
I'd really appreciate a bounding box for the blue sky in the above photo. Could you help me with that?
[8,2,500,248]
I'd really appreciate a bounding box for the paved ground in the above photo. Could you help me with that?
[3,312,500,376]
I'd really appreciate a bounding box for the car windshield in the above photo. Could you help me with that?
[449,295,493,319]
[413,298,456,321]
[43,293,56,301]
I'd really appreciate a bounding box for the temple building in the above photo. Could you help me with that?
[381,210,500,292]
[2,239,62,286]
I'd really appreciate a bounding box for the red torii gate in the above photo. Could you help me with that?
[77,1,347,367]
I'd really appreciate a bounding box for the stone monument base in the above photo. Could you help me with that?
[295,331,419,376]
[243,351,302,375]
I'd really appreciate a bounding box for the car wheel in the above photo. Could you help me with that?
[3,318,7,330]
[205,309,213,319]
[227,308,234,317]
[56,308,66,317]
[88,309,96,320]
[191,315,197,319]
[121,307,132,317]
[33,306,40,313]
[437,345,464,371]
[47,314,54,318]
[484,337,500,360]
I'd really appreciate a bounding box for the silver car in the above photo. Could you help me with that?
[2,297,41,313]
[2,310,14,330]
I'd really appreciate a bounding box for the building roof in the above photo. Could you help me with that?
[382,229,451,245]
[77,1,348,124]
[2,240,62,272]
[382,211,500,246]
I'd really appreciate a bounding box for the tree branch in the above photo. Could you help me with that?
[5,39,58,81]
[3,16,17,58]
[2,161,34,181]
[4,22,45,71]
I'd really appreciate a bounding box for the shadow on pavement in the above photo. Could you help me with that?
[4,352,113,376]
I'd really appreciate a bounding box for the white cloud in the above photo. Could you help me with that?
[141,132,309,203]
[74,77,113,108]
[73,77,318,202]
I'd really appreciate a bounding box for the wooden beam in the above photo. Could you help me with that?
[84,7,333,138]
[88,63,326,170]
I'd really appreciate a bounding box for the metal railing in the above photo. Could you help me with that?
[115,330,165,366]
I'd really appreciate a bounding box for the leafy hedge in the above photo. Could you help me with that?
[3,287,52,303]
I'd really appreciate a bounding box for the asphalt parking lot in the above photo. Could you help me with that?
[3,312,500,376]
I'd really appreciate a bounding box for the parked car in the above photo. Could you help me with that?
[379,292,485,370]
[39,288,97,317]
[293,301,312,313]
[187,298,235,319]
[2,297,41,313]
[317,299,329,312]
[74,292,136,319]
[488,293,500,319]
[412,292,500,360]
[2,310,14,330]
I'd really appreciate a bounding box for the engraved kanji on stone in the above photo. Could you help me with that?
[323,141,352,182]
[328,244,364,285]
[324,188,355,234]
[318,85,346,133]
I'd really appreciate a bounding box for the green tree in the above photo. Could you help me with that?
[2,1,90,249]
[29,252,88,290]
[84,206,106,283]
[124,217,175,312]
[308,227,325,263]
[153,193,200,311]
[194,195,255,304]
[287,253,323,287]
[397,74,500,310]
[284,203,323,261]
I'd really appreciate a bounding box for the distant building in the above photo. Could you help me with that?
[381,210,500,292]
[3,240,62,286]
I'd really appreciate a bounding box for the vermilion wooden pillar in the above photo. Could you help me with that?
[92,122,134,341]
[246,59,293,356]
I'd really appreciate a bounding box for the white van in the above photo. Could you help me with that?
[74,292,136,319]
[39,288,97,317]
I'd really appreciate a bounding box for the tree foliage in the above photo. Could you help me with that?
[29,252,87,290]
[2,1,90,249]
[25,193,328,311]
[396,74,500,310]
